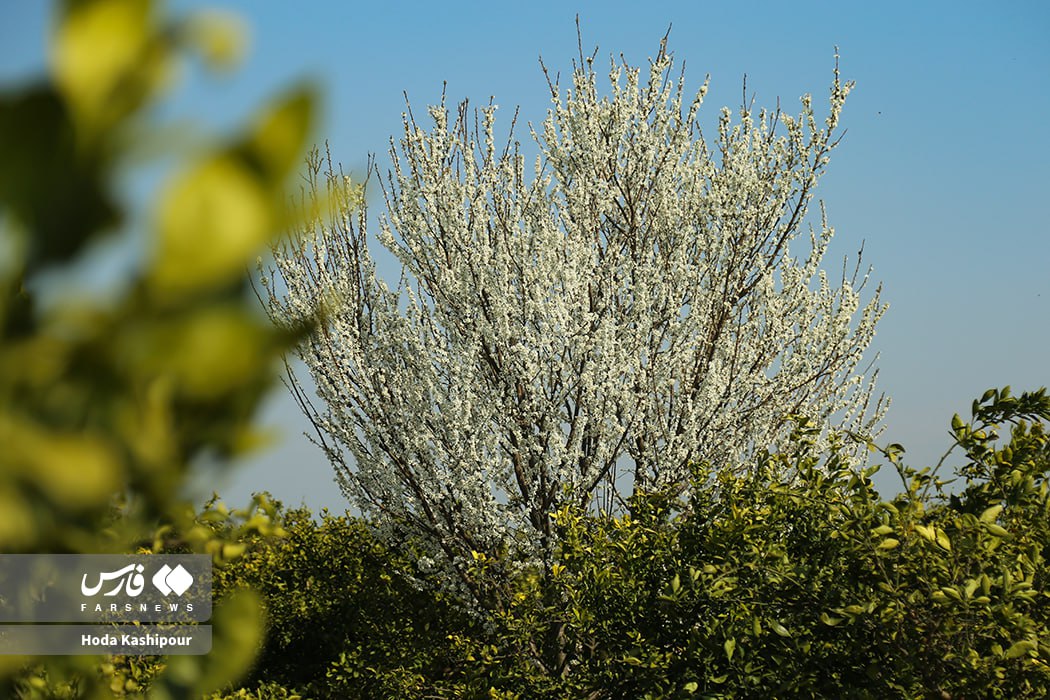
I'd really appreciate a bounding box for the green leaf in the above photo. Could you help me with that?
[914,524,936,542]
[1004,640,1035,659]
[979,504,1003,523]
[877,538,899,550]
[152,155,272,293]
[935,529,952,551]
[985,523,1010,538]
[247,87,315,179]
[771,621,791,638]
[0,88,119,266]
[820,612,843,626]
[52,0,165,128]
[724,637,736,661]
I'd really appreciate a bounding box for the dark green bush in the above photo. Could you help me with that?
[203,501,484,699]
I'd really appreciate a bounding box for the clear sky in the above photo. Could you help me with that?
[3,1,1048,512]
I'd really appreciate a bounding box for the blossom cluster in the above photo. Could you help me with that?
[265,42,886,595]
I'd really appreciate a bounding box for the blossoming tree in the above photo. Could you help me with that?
[263,36,886,598]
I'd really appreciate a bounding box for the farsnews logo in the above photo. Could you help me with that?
[152,564,194,596]
[0,554,210,624]
[81,564,146,597]
[81,563,194,598]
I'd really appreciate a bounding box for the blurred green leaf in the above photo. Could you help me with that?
[152,156,272,294]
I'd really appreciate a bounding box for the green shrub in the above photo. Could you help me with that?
[201,501,483,699]
[537,387,1050,698]
[203,389,1048,699]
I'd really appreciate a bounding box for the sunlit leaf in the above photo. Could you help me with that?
[979,504,1003,523]
[152,156,271,293]
[247,88,315,180]
[985,523,1010,538]
[52,0,168,129]
[1004,640,1035,659]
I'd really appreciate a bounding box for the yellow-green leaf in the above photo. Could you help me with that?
[985,523,1010,538]
[979,504,1003,523]
[4,416,121,511]
[877,538,899,550]
[153,156,271,293]
[724,637,736,661]
[820,612,843,626]
[1004,640,1035,659]
[121,307,270,399]
[220,543,246,561]
[914,524,935,542]
[248,88,315,180]
[155,588,264,694]
[51,0,167,129]
[0,485,38,549]
[935,529,952,551]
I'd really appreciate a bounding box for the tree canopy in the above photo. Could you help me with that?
[266,36,886,602]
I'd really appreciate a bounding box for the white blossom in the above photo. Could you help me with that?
[264,41,886,600]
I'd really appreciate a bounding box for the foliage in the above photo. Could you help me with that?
[521,387,1050,697]
[0,0,315,696]
[199,498,482,699]
[200,389,1048,699]
[264,32,886,602]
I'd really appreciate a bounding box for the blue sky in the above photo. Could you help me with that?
[2,1,1048,511]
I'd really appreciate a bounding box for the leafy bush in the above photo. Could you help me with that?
[204,389,1048,699]
[533,387,1050,698]
[201,500,483,699]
